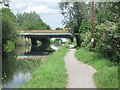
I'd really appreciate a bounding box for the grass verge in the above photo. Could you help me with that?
[20,46,68,88]
[75,48,118,88]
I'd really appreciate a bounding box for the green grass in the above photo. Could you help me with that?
[20,46,68,88]
[75,48,118,88]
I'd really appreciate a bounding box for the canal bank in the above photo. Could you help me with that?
[2,42,63,88]
[20,45,69,88]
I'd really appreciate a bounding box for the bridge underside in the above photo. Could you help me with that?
[31,38,51,47]
[19,34,74,38]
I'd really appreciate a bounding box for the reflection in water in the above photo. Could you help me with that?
[2,50,42,88]
[2,45,53,88]
[2,43,62,88]
[16,45,55,60]
[3,72,31,88]
[15,45,32,56]
[17,56,46,60]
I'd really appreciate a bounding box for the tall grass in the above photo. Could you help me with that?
[75,48,118,88]
[21,46,68,88]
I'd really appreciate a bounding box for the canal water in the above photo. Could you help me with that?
[2,43,62,88]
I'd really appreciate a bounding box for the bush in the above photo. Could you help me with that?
[80,20,119,63]
[4,40,15,53]
[94,21,119,63]
[21,46,68,88]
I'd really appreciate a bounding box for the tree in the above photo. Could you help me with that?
[0,0,11,8]
[59,2,88,47]
[93,2,120,63]
[2,8,17,45]
[16,12,51,30]
[80,2,120,62]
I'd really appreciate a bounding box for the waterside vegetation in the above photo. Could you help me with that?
[21,46,69,88]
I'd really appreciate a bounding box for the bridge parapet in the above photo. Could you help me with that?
[18,30,71,34]
[17,30,74,39]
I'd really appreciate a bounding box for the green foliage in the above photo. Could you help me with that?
[94,21,119,62]
[59,2,89,47]
[75,48,118,88]
[16,12,51,30]
[4,40,15,53]
[96,12,108,23]
[80,22,91,33]
[74,3,119,88]
[2,8,17,45]
[21,46,68,88]
[64,42,70,48]
[80,22,92,48]
[81,31,91,48]
[79,2,119,63]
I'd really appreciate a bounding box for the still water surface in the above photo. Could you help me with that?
[2,44,61,88]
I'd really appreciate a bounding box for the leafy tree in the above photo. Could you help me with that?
[2,8,17,45]
[0,0,10,8]
[16,12,51,30]
[59,2,89,47]
[93,2,119,63]
[80,2,120,63]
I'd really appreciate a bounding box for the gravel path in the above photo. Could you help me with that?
[64,48,96,88]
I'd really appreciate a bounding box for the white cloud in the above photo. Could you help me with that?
[10,2,60,14]
[11,0,62,3]
[10,0,64,29]
[40,14,64,29]
[24,4,59,14]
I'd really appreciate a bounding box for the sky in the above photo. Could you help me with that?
[9,0,64,30]
[6,0,119,29]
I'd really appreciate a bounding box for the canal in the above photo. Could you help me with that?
[2,43,62,88]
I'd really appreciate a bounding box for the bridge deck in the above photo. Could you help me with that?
[17,30,73,38]
[18,30,71,33]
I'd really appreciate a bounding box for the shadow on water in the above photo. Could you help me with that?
[2,42,59,88]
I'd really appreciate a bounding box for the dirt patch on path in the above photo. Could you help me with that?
[64,48,96,88]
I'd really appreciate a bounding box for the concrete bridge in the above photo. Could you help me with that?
[17,30,74,45]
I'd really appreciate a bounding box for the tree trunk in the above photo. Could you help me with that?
[75,35,81,47]
[74,24,82,47]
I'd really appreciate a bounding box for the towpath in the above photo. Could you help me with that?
[64,46,96,88]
